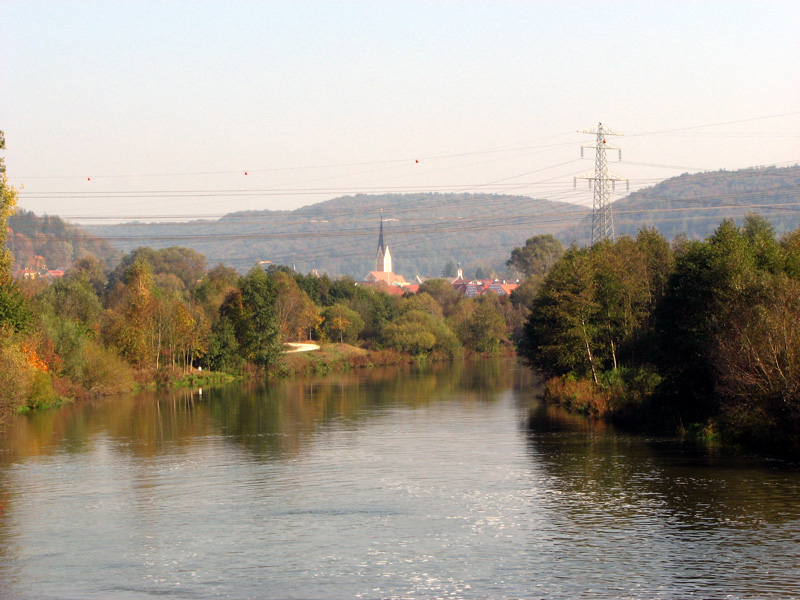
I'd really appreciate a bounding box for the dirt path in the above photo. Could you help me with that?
[284,342,321,353]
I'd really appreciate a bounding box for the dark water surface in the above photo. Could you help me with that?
[0,360,798,599]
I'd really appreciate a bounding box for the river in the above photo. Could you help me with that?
[0,359,798,599]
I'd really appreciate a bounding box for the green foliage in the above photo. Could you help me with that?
[417,278,462,316]
[509,275,542,311]
[270,270,322,342]
[521,216,800,455]
[206,316,244,373]
[382,309,461,359]
[103,258,157,368]
[711,274,800,451]
[109,246,207,293]
[66,255,108,296]
[36,276,103,329]
[403,292,444,319]
[348,286,399,343]
[382,316,436,355]
[193,263,239,323]
[322,303,364,344]
[448,297,507,356]
[222,267,282,369]
[0,277,31,332]
[506,234,564,277]
[0,134,32,332]
[519,246,601,378]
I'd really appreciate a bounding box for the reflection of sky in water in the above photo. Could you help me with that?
[1,359,799,599]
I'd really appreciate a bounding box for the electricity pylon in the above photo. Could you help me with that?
[574,123,629,245]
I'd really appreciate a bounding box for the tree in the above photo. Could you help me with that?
[654,218,779,417]
[634,227,673,314]
[271,271,322,341]
[230,267,282,369]
[383,309,461,358]
[742,213,783,274]
[506,234,564,278]
[102,258,157,368]
[417,278,461,317]
[194,263,239,322]
[67,255,107,297]
[108,246,208,294]
[518,246,600,381]
[403,292,444,319]
[463,300,508,355]
[0,130,31,332]
[590,238,650,370]
[322,304,364,344]
[341,285,400,344]
[712,274,800,449]
[442,260,457,278]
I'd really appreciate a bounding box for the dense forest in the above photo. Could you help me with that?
[518,216,800,456]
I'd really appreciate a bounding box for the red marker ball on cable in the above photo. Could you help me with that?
[415,159,419,164]
[244,172,248,175]
[87,177,91,181]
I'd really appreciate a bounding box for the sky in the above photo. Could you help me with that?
[2,1,799,223]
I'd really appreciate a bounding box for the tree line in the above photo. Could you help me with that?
[1,241,527,425]
[517,217,800,456]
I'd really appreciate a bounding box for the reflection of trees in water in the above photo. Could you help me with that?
[0,359,530,465]
[526,401,800,528]
[208,358,526,460]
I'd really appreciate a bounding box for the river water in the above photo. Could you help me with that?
[0,359,798,599]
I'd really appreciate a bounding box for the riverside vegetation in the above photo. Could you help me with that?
[2,129,799,456]
[1,151,524,428]
[517,219,800,457]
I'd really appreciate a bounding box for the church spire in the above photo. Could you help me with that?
[377,210,386,255]
[375,210,392,273]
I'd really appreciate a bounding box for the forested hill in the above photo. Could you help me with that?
[84,194,586,278]
[16,164,800,280]
[560,164,800,244]
[7,209,121,272]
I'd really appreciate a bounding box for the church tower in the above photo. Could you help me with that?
[376,213,393,273]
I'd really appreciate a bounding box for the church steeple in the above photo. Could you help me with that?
[377,213,386,256]
[376,211,392,273]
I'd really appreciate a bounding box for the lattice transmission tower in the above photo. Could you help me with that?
[574,123,629,245]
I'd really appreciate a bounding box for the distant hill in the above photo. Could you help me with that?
[560,164,800,244]
[7,209,121,272]
[16,164,799,280]
[84,193,587,278]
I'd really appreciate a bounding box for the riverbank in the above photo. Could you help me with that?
[538,370,800,459]
[0,343,471,431]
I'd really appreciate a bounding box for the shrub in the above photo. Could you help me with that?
[81,340,136,395]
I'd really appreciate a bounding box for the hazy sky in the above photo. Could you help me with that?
[2,1,799,222]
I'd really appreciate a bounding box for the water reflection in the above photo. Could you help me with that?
[1,359,799,599]
[526,401,800,526]
[524,401,800,596]
[0,359,524,466]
